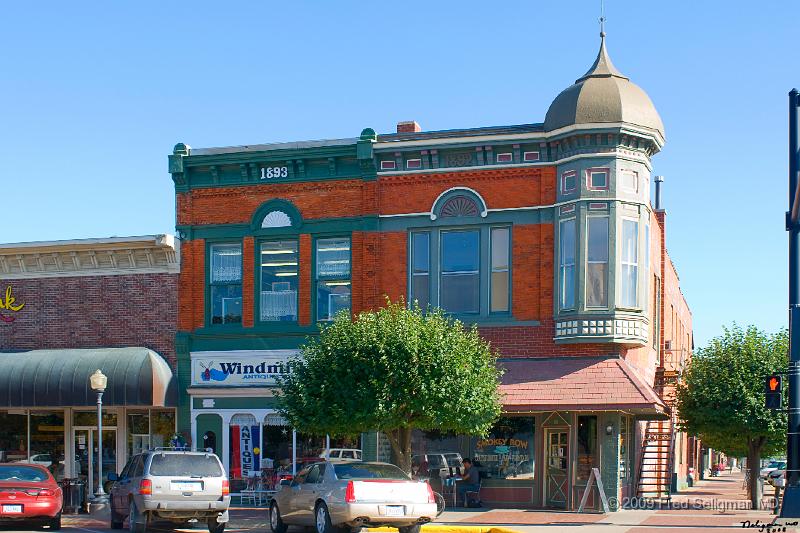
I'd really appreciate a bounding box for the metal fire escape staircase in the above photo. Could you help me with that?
[636,364,678,499]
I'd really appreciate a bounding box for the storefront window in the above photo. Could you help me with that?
[128,411,149,456]
[229,414,258,487]
[73,411,117,427]
[29,411,65,481]
[261,422,293,483]
[150,410,175,449]
[411,429,461,479]
[296,432,326,468]
[576,415,598,482]
[0,411,28,462]
[471,417,535,480]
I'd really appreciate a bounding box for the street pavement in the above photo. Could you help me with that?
[0,470,792,533]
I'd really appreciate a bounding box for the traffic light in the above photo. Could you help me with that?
[766,374,782,410]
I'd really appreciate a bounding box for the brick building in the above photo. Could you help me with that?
[0,235,180,496]
[171,34,693,508]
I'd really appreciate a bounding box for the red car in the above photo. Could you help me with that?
[0,464,62,530]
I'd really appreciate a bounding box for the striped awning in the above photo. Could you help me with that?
[0,347,176,407]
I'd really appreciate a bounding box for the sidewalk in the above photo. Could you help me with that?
[430,469,782,532]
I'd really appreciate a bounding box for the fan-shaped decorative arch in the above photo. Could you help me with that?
[439,195,480,218]
[261,210,292,228]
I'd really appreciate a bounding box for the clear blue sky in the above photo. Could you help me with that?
[1,2,797,347]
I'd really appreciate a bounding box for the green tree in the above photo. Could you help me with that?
[676,324,788,507]
[277,301,503,472]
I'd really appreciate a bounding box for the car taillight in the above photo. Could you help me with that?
[345,481,355,503]
[426,481,435,504]
[37,489,57,497]
[222,479,230,496]
[139,479,152,495]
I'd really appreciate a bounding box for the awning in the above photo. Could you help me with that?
[0,347,176,407]
[500,356,668,416]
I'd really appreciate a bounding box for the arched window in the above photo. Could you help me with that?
[439,195,480,218]
[261,210,292,229]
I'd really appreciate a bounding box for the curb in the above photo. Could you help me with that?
[368,527,521,533]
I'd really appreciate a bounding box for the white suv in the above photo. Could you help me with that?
[108,450,230,533]
[319,448,362,461]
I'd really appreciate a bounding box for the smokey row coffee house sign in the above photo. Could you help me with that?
[190,350,298,387]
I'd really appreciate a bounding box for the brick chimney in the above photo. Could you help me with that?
[397,121,421,134]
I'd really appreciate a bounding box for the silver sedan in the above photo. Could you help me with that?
[269,461,437,533]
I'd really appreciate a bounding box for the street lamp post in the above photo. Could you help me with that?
[781,89,800,518]
[89,369,108,501]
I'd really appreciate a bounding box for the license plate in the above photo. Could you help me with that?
[384,506,404,517]
[170,481,202,492]
[2,505,22,513]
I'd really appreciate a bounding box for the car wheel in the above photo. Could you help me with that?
[398,526,421,533]
[129,500,147,533]
[111,507,124,530]
[315,503,339,533]
[208,517,225,533]
[48,514,62,531]
[270,502,288,533]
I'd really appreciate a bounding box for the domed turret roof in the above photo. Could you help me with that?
[544,34,665,140]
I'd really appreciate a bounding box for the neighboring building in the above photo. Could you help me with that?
[0,235,179,495]
[171,33,693,508]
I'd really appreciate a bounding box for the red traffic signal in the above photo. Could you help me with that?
[766,375,782,410]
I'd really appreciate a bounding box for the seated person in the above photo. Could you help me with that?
[457,458,480,506]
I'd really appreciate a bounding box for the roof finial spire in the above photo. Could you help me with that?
[599,0,606,38]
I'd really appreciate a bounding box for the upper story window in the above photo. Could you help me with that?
[621,171,639,193]
[586,168,609,191]
[316,238,351,321]
[620,219,639,308]
[380,160,397,171]
[440,230,480,314]
[411,233,430,309]
[440,196,480,218]
[260,240,298,321]
[496,153,513,163]
[490,227,510,313]
[523,151,540,162]
[406,158,422,170]
[410,225,511,317]
[561,171,577,194]
[209,243,242,324]
[559,219,576,310]
[586,217,609,308]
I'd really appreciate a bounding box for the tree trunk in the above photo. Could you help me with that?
[747,437,765,510]
[386,427,413,474]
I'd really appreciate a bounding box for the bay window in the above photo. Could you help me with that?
[586,217,609,308]
[260,240,298,321]
[210,243,242,324]
[559,219,576,309]
[621,219,639,307]
[440,230,480,314]
[316,238,351,320]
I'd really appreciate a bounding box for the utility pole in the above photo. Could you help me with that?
[781,88,800,517]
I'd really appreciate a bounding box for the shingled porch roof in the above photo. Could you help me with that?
[499,356,668,417]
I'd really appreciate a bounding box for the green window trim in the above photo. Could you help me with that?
[314,236,352,322]
[259,240,299,323]
[559,218,576,311]
[408,225,512,319]
[208,242,243,325]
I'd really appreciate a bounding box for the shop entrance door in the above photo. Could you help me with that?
[545,429,569,509]
[73,428,116,497]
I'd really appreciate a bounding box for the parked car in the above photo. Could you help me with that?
[411,453,449,479]
[319,449,362,461]
[108,450,230,533]
[0,463,62,530]
[442,453,463,470]
[761,460,786,479]
[270,461,436,533]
